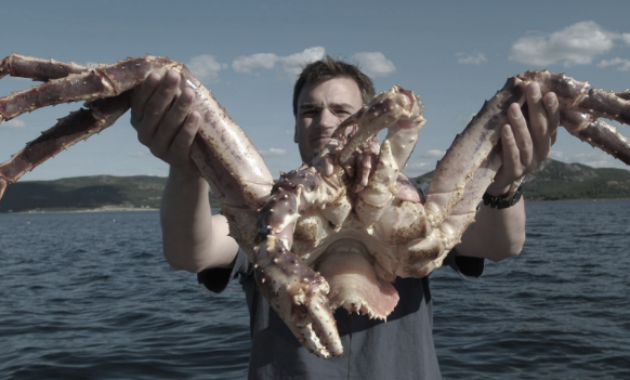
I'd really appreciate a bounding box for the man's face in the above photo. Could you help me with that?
[294,77,364,162]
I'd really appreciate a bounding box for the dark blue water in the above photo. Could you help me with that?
[0,201,629,379]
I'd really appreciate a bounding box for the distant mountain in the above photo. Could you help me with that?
[0,175,221,213]
[2,159,630,213]
[414,158,630,201]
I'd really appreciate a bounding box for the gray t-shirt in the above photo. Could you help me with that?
[198,249,483,380]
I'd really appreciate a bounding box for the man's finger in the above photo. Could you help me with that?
[140,70,182,140]
[130,72,162,127]
[507,102,533,168]
[153,87,197,158]
[487,124,521,196]
[168,111,201,173]
[543,92,560,147]
[524,82,550,157]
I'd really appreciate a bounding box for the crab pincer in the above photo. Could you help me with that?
[254,236,342,358]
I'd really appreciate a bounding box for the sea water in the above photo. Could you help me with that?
[0,200,628,379]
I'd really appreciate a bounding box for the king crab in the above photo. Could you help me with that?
[1,54,630,358]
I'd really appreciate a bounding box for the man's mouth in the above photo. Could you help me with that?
[311,134,335,145]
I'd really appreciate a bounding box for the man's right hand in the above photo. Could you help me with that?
[130,69,201,177]
[129,70,239,273]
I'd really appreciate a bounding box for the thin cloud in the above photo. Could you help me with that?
[552,150,619,168]
[0,119,26,129]
[456,51,487,65]
[187,55,227,82]
[598,57,630,71]
[259,148,287,157]
[407,162,431,170]
[232,53,278,74]
[351,52,396,77]
[282,47,326,76]
[423,149,445,158]
[232,47,325,77]
[550,150,565,160]
[127,151,150,158]
[457,113,476,126]
[570,151,617,168]
[403,162,434,177]
[509,21,624,67]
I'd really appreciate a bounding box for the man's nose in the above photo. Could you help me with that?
[317,107,341,129]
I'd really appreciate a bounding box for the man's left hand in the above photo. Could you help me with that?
[485,82,560,196]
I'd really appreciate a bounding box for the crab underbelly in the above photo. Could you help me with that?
[292,211,402,319]
[314,238,400,319]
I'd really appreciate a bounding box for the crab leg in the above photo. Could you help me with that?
[0,55,275,250]
[395,148,503,278]
[255,167,348,358]
[561,109,630,164]
[334,85,426,226]
[0,53,89,81]
[0,55,180,123]
[335,85,425,169]
[423,76,525,229]
[425,71,630,229]
[0,91,132,199]
[517,71,630,125]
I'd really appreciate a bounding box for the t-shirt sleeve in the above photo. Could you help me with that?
[443,248,485,280]
[197,248,250,295]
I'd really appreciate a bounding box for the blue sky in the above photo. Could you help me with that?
[1,0,629,181]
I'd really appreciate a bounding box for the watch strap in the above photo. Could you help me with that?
[482,175,527,210]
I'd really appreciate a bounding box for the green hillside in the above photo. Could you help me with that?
[414,159,630,201]
[0,175,221,213]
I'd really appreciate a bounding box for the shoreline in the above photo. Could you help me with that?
[3,198,630,214]
[4,206,159,214]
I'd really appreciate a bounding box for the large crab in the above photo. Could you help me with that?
[1,54,629,358]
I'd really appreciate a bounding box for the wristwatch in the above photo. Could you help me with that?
[482,175,527,209]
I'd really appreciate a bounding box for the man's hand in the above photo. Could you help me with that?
[486,82,560,196]
[130,69,201,177]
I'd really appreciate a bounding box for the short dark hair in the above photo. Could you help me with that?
[292,56,375,116]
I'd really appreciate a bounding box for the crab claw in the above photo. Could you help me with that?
[333,85,423,164]
[255,236,343,358]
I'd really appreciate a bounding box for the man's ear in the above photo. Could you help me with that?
[293,124,298,144]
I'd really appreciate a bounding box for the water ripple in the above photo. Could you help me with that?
[1,202,629,379]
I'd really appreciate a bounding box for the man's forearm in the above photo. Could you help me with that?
[455,198,526,262]
[160,167,237,272]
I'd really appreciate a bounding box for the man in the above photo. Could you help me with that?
[130,57,559,379]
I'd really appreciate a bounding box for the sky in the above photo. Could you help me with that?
[1,0,629,181]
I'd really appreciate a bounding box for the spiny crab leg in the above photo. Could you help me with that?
[255,167,348,358]
[0,53,90,82]
[0,54,275,254]
[332,85,426,226]
[0,55,180,122]
[333,85,425,168]
[560,109,630,164]
[0,92,132,199]
[424,71,630,229]
[0,54,127,199]
[393,147,504,278]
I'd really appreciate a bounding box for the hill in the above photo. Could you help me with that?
[0,175,221,213]
[414,158,630,201]
[2,159,630,212]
